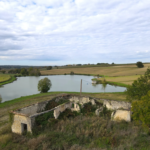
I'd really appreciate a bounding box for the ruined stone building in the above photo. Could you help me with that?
[11,94,131,134]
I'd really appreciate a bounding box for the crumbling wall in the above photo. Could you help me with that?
[11,114,32,134]
[102,99,131,110]
[69,96,90,105]
[54,102,73,119]
[15,101,51,116]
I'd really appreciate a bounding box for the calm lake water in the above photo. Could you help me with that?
[0,75,126,102]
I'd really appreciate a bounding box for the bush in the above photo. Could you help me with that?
[38,77,52,93]
[47,66,52,70]
[126,67,150,100]
[132,90,150,128]
[70,71,74,75]
[136,61,144,68]
[35,111,54,126]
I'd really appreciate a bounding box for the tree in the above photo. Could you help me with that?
[126,67,150,100]
[20,68,28,76]
[29,68,41,76]
[132,90,150,128]
[38,77,52,93]
[47,66,52,70]
[136,61,144,68]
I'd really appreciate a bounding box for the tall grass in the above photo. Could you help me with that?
[1,115,150,150]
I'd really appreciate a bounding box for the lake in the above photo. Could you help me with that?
[0,75,126,102]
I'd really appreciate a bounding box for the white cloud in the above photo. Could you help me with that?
[0,0,150,65]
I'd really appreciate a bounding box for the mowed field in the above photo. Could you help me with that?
[0,74,11,82]
[41,63,150,76]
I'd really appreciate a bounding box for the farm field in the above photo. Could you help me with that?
[98,75,141,85]
[40,63,150,76]
[0,74,11,82]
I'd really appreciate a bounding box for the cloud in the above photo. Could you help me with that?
[0,0,150,65]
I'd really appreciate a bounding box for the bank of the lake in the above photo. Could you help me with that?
[0,75,17,86]
[92,78,129,87]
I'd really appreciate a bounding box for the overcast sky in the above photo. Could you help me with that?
[0,0,150,66]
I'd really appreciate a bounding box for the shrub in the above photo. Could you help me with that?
[126,67,150,100]
[80,102,97,116]
[70,71,74,75]
[132,90,150,128]
[47,66,52,70]
[35,111,54,126]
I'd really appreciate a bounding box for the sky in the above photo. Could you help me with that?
[0,0,150,66]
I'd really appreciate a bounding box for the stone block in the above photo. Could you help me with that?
[111,110,131,122]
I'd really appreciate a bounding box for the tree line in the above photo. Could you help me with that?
[8,67,41,76]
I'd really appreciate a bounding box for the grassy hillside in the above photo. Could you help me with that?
[0,92,150,150]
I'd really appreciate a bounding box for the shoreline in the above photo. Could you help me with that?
[0,75,17,87]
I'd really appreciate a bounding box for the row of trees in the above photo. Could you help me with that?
[8,68,41,76]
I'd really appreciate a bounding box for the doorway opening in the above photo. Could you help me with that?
[21,123,27,133]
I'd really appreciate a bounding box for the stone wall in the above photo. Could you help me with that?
[15,101,49,116]
[111,110,131,122]
[69,96,90,105]
[11,114,32,134]
[11,95,132,134]
[102,99,131,110]
[54,102,73,119]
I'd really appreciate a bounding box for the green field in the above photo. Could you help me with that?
[0,74,11,82]
[97,75,141,86]
[0,75,16,86]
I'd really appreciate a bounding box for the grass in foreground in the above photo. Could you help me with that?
[0,92,149,150]
[0,115,150,150]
